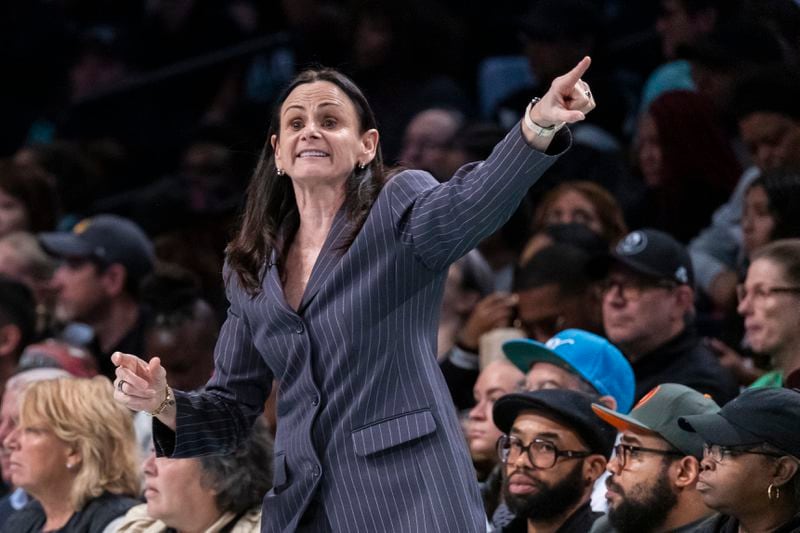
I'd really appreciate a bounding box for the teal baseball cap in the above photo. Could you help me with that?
[503,329,636,413]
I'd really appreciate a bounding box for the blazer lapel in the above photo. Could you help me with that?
[297,205,351,314]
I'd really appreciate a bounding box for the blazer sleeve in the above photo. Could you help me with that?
[389,122,570,271]
[153,264,273,457]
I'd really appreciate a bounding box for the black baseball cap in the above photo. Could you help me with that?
[679,387,800,458]
[39,215,155,281]
[590,228,694,286]
[493,389,616,459]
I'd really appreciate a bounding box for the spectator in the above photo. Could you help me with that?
[531,181,628,246]
[503,329,635,413]
[633,90,741,242]
[690,67,800,308]
[464,360,524,518]
[0,161,59,239]
[1,377,140,532]
[737,239,800,388]
[680,387,800,532]
[398,108,465,180]
[117,418,273,533]
[141,267,219,392]
[590,383,720,533]
[38,214,155,379]
[492,389,615,532]
[514,244,605,342]
[742,170,800,261]
[0,232,57,336]
[0,368,72,526]
[598,229,738,404]
[0,279,36,396]
[520,222,609,267]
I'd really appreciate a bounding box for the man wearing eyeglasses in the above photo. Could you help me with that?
[492,388,616,532]
[589,383,720,533]
[596,228,738,405]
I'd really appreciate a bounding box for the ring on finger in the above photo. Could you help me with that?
[117,379,128,393]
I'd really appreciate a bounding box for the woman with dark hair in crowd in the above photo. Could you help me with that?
[1,377,140,533]
[117,418,273,533]
[0,160,59,237]
[112,57,597,532]
[531,180,627,246]
[742,169,800,261]
[680,387,800,532]
[634,90,741,242]
[710,170,800,385]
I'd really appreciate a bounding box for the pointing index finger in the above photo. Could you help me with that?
[559,56,592,89]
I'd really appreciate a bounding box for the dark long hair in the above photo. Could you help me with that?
[226,68,386,295]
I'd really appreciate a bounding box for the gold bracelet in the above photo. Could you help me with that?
[149,386,175,416]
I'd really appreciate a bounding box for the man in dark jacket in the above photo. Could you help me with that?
[597,229,738,405]
[492,388,615,532]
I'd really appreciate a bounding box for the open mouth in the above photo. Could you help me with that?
[297,150,330,158]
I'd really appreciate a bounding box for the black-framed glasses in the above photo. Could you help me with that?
[601,277,678,301]
[613,443,683,469]
[735,284,800,304]
[702,443,785,464]
[497,435,590,469]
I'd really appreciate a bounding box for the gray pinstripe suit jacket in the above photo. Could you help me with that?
[153,124,567,532]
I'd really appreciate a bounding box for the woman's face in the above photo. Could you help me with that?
[3,418,75,498]
[272,81,378,188]
[696,447,777,517]
[737,258,800,359]
[143,451,219,528]
[637,113,663,187]
[544,189,603,235]
[0,187,29,237]
[742,185,775,258]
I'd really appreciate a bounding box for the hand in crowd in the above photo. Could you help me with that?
[530,56,597,128]
[457,292,518,351]
[112,351,169,414]
[705,337,765,386]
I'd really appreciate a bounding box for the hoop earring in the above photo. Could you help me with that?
[277,168,285,176]
[768,483,781,502]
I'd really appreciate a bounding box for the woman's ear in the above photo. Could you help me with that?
[772,456,800,489]
[360,129,379,163]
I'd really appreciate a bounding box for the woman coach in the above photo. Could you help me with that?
[112,58,596,532]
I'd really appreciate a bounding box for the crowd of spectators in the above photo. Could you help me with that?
[1,0,800,531]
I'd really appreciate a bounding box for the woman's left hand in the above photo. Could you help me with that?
[529,56,596,128]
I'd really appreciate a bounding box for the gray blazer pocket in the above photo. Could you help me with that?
[351,409,437,457]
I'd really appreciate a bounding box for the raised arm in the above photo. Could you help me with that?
[391,57,597,270]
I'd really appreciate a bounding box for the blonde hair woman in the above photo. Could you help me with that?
[2,377,140,532]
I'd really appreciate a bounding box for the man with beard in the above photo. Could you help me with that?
[492,388,616,532]
[590,383,720,533]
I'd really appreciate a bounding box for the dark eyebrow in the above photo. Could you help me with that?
[620,434,643,446]
[282,101,343,116]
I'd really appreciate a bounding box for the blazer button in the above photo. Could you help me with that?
[311,465,321,477]
[312,395,320,406]
[295,321,304,334]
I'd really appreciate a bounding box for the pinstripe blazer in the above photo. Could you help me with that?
[153,124,567,532]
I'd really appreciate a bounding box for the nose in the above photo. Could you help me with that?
[468,400,486,421]
[606,453,622,475]
[3,427,19,452]
[300,121,321,140]
[142,450,157,476]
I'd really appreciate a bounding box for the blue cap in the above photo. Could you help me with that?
[503,329,636,413]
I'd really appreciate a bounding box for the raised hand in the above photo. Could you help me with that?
[112,351,170,416]
[530,56,596,128]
